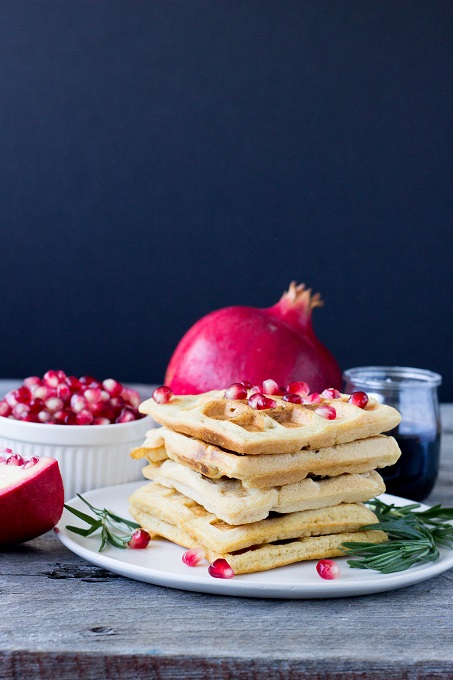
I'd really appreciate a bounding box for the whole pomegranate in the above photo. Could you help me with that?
[165,282,342,394]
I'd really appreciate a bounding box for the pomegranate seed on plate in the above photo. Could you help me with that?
[182,546,206,566]
[283,392,302,404]
[34,385,52,401]
[71,394,88,413]
[65,375,82,392]
[5,391,18,407]
[316,559,341,580]
[348,391,369,409]
[84,387,103,404]
[321,388,342,399]
[123,387,141,408]
[38,410,52,423]
[29,398,45,414]
[208,558,234,579]
[24,376,43,389]
[79,376,100,388]
[128,529,151,549]
[12,403,30,419]
[315,405,337,420]
[286,381,310,397]
[152,386,173,404]
[241,380,253,389]
[224,383,248,400]
[13,386,31,404]
[56,383,71,401]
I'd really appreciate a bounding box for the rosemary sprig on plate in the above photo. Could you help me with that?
[342,498,453,574]
[64,494,141,552]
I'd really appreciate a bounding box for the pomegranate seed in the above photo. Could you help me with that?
[43,370,61,388]
[248,393,277,410]
[123,387,141,408]
[45,397,64,413]
[56,383,71,401]
[76,410,94,425]
[34,385,52,401]
[152,386,173,404]
[12,403,30,419]
[53,410,66,424]
[0,400,12,417]
[65,375,82,392]
[6,454,24,466]
[321,388,342,399]
[24,456,40,469]
[24,376,43,389]
[286,381,310,397]
[5,391,18,407]
[224,383,248,400]
[241,380,253,389]
[93,417,110,425]
[348,391,369,409]
[282,392,302,404]
[84,387,103,404]
[115,407,136,423]
[316,559,341,580]
[29,398,45,414]
[79,376,100,388]
[71,394,88,413]
[64,410,77,425]
[249,385,261,395]
[315,405,337,420]
[127,529,151,549]
[208,558,234,579]
[38,409,52,423]
[14,386,31,404]
[182,545,206,566]
[261,379,284,396]
[303,392,321,404]
[102,378,123,396]
[22,413,39,422]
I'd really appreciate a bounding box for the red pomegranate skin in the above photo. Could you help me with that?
[0,457,64,546]
[165,284,342,395]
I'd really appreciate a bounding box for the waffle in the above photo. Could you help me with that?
[139,391,401,455]
[131,428,401,488]
[142,458,385,524]
[129,483,386,574]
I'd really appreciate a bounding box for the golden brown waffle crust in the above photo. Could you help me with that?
[132,429,401,488]
[139,390,401,454]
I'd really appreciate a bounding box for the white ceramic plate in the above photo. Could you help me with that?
[56,482,453,599]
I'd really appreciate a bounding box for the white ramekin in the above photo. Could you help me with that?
[0,414,155,500]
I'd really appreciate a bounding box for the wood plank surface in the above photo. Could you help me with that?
[0,404,452,679]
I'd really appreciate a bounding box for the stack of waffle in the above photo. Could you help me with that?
[129,390,401,574]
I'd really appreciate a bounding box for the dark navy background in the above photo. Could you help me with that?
[1,1,452,398]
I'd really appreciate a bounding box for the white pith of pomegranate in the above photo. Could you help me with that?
[208,558,234,579]
[164,282,342,395]
[316,559,341,580]
[0,371,144,425]
[0,451,64,546]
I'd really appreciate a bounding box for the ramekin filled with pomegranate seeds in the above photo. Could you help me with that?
[0,371,155,499]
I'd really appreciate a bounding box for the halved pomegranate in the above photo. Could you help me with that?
[0,452,64,546]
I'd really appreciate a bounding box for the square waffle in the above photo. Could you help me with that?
[141,458,385,524]
[131,428,401,488]
[139,390,401,454]
[129,482,386,574]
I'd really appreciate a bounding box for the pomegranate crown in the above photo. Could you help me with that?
[267,281,324,333]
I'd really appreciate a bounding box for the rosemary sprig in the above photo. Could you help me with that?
[342,498,453,573]
[64,494,140,552]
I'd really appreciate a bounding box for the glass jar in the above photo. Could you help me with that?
[343,366,442,501]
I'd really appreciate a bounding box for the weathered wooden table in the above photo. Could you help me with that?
[1,399,452,679]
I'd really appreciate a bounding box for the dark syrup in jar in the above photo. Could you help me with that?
[382,430,441,501]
